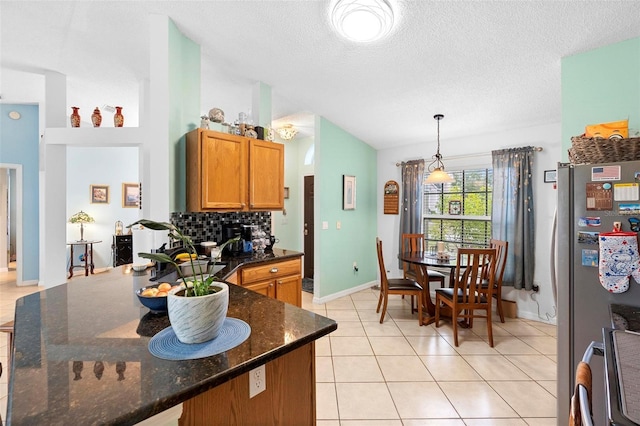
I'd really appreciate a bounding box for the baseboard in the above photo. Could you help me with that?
[312,280,378,304]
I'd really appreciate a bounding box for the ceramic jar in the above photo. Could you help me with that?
[70,107,81,127]
[91,107,102,127]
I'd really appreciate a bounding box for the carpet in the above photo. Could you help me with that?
[302,278,314,294]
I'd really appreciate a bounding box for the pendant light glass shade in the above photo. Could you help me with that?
[425,167,454,184]
[425,114,454,184]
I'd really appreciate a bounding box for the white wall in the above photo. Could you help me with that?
[377,122,562,323]
[66,147,140,270]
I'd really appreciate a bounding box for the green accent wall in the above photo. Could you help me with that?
[561,37,640,161]
[316,117,377,297]
[168,19,200,212]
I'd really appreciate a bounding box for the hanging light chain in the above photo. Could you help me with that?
[429,114,445,172]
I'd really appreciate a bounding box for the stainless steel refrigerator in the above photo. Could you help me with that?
[556,161,640,425]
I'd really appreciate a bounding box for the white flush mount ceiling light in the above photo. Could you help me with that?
[276,124,298,141]
[331,0,394,42]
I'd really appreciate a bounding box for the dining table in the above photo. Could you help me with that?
[400,251,465,326]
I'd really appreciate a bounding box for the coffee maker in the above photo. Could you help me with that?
[221,224,244,256]
[241,225,256,253]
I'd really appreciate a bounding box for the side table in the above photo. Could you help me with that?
[67,240,102,278]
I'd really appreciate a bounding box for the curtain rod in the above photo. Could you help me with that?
[395,146,543,166]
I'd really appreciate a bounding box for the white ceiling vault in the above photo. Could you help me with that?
[2,1,640,150]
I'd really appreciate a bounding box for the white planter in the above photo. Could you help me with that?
[167,282,229,344]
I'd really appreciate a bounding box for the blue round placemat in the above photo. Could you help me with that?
[148,318,251,360]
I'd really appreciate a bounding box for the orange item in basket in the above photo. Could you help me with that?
[585,119,628,139]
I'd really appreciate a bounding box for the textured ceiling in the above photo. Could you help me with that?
[2,1,640,149]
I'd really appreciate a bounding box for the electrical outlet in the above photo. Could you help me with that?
[532,284,540,292]
[353,261,358,272]
[249,364,266,398]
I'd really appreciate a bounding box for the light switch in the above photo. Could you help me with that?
[336,221,341,230]
[322,221,329,230]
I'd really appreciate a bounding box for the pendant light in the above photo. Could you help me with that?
[425,114,454,184]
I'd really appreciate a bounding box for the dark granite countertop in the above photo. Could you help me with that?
[7,254,336,425]
[610,303,640,333]
[151,247,304,282]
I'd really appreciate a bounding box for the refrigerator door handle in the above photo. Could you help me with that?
[551,208,558,306]
[573,341,604,426]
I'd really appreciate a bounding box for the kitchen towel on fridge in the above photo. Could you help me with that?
[599,231,640,293]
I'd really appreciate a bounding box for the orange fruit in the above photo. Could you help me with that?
[156,291,168,297]
[158,283,172,292]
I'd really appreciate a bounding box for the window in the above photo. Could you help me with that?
[423,169,492,250]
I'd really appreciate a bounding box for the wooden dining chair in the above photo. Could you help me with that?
[434,248,497,347]
[401,234,446,309]
[488,239,509,323]
[376,238,424,325]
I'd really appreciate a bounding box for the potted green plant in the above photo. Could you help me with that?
[128,219,239,344]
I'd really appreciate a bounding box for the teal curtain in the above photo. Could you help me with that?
[399,160,425,268]
[491,147,535,290]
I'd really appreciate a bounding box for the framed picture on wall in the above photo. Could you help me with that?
[343,175,356,210]
[90,184,109,204]
[544,170,557,183]
[122,182,140,208]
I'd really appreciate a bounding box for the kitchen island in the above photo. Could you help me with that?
[6,258,336,425]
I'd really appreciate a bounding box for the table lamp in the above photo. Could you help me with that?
[69,210,94,241]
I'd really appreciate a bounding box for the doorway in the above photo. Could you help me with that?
[0,165,22,286]
[303,175,314,281]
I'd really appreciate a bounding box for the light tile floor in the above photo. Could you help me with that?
[0,269,558,425]
[301,289,557,425]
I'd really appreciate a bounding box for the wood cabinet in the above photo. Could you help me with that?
[186,129,284,212]
[180,343,315,425]
[237,257,302,307]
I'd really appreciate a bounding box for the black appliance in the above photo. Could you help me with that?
[241,225,255,253]
[222,224,244,256]
[112,235,133,267]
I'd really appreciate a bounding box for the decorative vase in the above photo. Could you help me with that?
[70,107,81,128]
[167,282,229,344]
[91,107,102,127]
[114,106,124,127]
[208,107,224,123]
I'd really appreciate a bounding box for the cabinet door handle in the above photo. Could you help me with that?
[269,283,274,287]
[270,268,278,273]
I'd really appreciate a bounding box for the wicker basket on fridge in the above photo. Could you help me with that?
[568,136,640,164]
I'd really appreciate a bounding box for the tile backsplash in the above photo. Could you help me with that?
[170,211,272,246]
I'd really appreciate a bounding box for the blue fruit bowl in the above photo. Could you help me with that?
[136,284,169,313]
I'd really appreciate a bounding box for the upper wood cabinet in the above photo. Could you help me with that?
[186,129,284,212]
